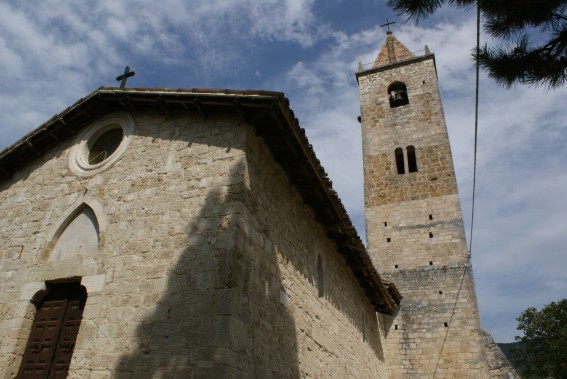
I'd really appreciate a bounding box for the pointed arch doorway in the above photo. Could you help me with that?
[18,282,87,378]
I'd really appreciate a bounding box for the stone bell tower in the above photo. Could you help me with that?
[356,30,492,378]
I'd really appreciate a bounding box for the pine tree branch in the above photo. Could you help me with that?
[550,12,567,21]
[388,0,567,87]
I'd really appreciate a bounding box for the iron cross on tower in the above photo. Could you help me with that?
[380,19,396,33]
[116,66,135,89]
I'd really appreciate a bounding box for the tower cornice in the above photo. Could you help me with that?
[356,54,437,83]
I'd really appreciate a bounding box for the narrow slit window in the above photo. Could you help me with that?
[395,147,405,174]
[317,254,324,298]
[362,311,368,342]
[407,145,418,172]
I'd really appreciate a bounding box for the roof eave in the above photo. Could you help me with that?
[0,86,401,314]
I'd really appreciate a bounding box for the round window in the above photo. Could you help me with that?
[88,128,123,165]
[69,113,134,177]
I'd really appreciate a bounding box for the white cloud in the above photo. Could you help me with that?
[248,0,324,46]
[0,0,329,149]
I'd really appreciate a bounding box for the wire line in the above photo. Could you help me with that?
[433,3,481,377]
[468,0,481,259]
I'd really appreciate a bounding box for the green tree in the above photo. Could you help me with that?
[513,299,567,379]
[387,0,567,88]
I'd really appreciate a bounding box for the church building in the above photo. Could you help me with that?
[0,31,516,378]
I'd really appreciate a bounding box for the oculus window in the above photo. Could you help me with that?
[69,112,134,176]
[88,128,124,165]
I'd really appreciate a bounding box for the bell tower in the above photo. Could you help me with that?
[357,30,491,378]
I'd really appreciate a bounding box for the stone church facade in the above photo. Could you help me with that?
[0,34,515,378]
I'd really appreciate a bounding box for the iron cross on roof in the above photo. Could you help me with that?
[116,66,135,89]
[380,19,396,32]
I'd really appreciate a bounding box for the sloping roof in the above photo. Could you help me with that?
[0,87,402,313]
[373,31,415,68]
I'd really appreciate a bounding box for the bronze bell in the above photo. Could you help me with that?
[391,90,406,104]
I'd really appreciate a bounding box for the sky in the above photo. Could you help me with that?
[1,0,566,343]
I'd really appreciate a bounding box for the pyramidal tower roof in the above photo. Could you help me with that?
[373,31,415,68]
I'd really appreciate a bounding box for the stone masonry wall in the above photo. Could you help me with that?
[358,54,495,378]
[358,57,465,271]
[364,145,458,208]
[366,196,468,269]
[482,331,521,379]
[1,107,391,378]
[381,265,489,379]
[358,60,451,159]
[0,110,255,378]
[235,128,389,378]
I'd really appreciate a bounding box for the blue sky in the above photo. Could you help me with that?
[1,0,566,343]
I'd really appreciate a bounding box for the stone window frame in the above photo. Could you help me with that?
[69,112,134,177]
[394,145,418,174]
[407,145,418,173]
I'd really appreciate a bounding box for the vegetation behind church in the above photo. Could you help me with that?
[498,299,567,379]
[512,299,567,379]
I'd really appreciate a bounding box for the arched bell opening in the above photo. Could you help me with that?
[387,81,409,108]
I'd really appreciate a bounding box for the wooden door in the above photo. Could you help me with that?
[18,283,87,379]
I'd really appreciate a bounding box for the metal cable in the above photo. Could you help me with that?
[433,3,482,377]
[468,0,482,259]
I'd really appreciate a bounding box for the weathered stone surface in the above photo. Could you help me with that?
[482,331,521,379]
[0,109,387,378]
[358,37,518,378]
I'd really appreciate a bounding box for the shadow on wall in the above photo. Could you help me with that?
[114,167,300,378]
[243,131,385,361]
